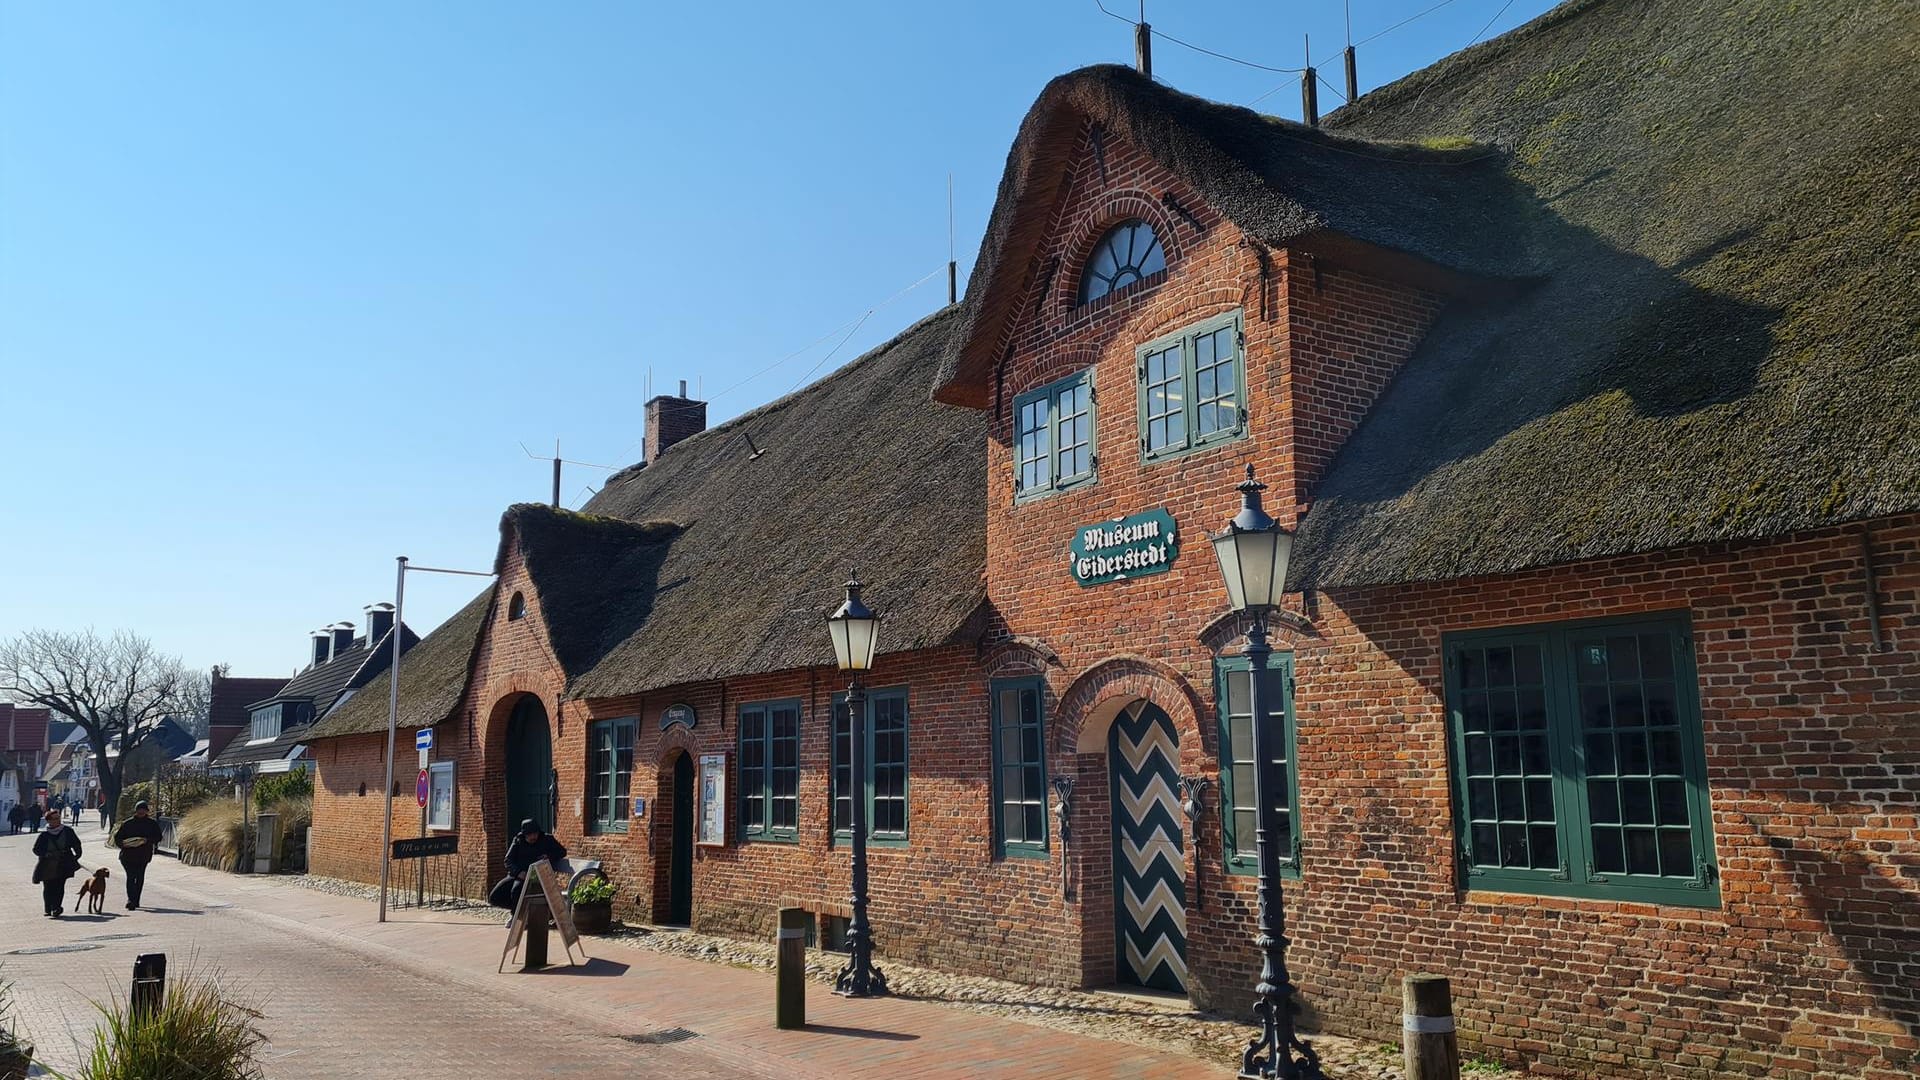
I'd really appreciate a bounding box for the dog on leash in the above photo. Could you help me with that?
[76,867,110,915]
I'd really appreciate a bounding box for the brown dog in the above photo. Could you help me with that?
[75,867,109,915]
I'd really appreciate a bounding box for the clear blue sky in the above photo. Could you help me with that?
[0,0,1557,678]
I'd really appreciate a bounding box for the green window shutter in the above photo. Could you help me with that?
[1444,614,1719,907]
[830,688,909,846]
[587,718,635,835]
[1014,370,1097,502]
[1214,653,1300,877]
[768,701,800,841]
[738,704,767,839]
[990,678,1049,858]
[1138,310,1248,463]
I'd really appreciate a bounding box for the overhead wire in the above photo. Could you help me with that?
[1093,1,1303,74]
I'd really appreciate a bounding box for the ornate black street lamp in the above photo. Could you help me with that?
[827,573,888,998]
[1210,465,1320,1080]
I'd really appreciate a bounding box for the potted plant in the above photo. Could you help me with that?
[568,874,616,934]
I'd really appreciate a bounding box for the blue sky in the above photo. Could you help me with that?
[0,0,1556,677]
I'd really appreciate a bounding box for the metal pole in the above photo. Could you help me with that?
[1239,612,1320,1080]
[378,556,407,923]
[834,675,887,996]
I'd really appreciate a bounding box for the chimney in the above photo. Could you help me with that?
[364,602,396,644]
[310,629,332,667]
[330,621,356,657]
[644,380,707,462]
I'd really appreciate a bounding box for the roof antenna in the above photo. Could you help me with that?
[946,172,957,305]
[1301,34,1320,127]
[521,439,617,508]
[1343,0,1358,103]
[1134,4,1152,78]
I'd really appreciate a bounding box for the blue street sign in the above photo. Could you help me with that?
[415,728,433,751]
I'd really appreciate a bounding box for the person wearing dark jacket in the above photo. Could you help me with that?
[6,804,21,835]
[31,808,82,917]
[112,800,164,910]
[489,820,566,911]
[25,804,41,832]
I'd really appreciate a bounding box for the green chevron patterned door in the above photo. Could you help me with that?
[1110,701,1187,992]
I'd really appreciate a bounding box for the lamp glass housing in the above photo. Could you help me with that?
[827,579,881,671]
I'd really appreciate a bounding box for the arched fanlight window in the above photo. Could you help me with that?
[507,591,527,621]
[1078,219,1167,304]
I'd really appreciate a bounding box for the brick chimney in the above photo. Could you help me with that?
[644,380,707,461]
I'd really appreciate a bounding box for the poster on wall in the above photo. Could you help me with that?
[696,752,727,847]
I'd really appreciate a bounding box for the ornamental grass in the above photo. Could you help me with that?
[174,799,247,871]
[78,964,266,1080]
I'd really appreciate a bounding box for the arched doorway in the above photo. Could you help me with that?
[1110,700,1187,992]
[667,752,693,925]
[504,696,554,836]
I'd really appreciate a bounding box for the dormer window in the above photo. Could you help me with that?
[1078,220,1166,305]
[507,592,527,621]
[250,704,284,743]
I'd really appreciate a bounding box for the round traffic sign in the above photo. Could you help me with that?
[416,768,429,808]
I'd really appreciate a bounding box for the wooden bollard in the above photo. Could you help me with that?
[1403,974,1459,1080]
[131,953,167,1021]
[775,907,807,1029]
[521,894,550,971]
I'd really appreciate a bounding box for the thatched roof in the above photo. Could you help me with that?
[1289,0,1920,586]
[305,593,491,739]
[932,63,1537,408]
[941,0,1920,586]
[567,306,984,699]
[309,306,984,731]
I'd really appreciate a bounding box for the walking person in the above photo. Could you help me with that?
[6,804,21,835]
[112,800,162,911]
[25,803,42,833]
[31,808,82,917]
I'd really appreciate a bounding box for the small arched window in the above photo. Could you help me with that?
[1078,219,1166,304]
[507,592,527,621]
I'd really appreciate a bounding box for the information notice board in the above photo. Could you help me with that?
[697,752,727,847]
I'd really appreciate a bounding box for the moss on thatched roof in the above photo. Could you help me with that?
[1288,0,1920,586]
[305,592,492,739]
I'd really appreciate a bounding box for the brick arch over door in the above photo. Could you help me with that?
[1050,655,1208,994]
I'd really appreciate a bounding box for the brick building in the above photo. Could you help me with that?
[307,2,1917,1076]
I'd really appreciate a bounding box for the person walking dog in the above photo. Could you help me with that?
[112,800,163,910]
[31,808,82,917]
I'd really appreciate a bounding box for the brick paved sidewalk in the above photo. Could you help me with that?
[5,826,1230,1079]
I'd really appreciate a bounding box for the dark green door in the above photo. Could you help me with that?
[1110,701,1188,992]
[504,696,553,836]
[669,753,693,924]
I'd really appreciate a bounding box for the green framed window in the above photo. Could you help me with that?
[832,687,909,846]
[1214,654,1300,877]
[1444,613,1719,907]
[587,716,636,835]
[1137,310,1246,460]
[990,678,1049,857]
[1013,370,1095,500]
[738,699,801,841]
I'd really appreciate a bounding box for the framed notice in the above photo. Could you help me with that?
[696,752,728,847]
[425,761,456,831]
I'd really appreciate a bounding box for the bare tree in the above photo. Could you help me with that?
[174,663,226,740]
[0,629,195,813]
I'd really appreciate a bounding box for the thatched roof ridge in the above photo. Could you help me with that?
[933,62,1537,406]
[1289,0,1920,585]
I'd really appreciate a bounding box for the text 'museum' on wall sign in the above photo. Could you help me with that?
[1069,508,1179,586]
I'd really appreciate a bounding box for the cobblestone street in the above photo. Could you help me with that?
[0,825,1233,1078]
